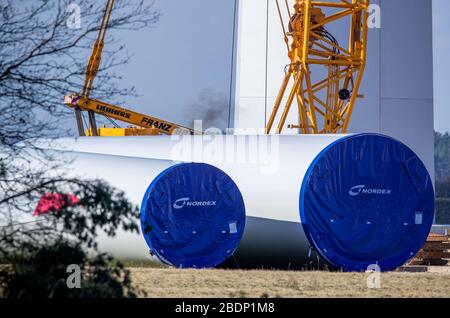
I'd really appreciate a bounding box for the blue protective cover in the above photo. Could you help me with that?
[141,163,246,268]
[300,134,435,272]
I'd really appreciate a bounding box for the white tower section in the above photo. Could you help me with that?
[232,0,434,177]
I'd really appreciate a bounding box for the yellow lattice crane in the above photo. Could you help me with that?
[65,0,197,136]
[266,0,369,135]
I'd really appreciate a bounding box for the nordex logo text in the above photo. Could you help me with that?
[173,197,217,210]
[349,185,392,197]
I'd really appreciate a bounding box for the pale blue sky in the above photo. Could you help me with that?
[433,0,450,133]
[119,0,450,133]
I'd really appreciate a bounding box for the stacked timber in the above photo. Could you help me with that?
[409,232,450,266]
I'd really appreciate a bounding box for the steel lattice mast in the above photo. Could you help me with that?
[266,0,370,134]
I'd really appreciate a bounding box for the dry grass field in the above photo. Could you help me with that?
[130,267,450,298]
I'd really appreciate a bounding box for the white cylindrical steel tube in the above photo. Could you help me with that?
[43,134,434,271]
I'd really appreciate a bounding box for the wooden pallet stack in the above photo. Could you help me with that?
[409,232,450,266]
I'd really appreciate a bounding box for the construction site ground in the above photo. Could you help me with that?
[128,265,450,298]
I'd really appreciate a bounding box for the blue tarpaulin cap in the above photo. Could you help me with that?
[300,134,435,272]
[141,163,246,268]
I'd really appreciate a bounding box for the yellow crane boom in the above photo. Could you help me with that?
[266,0,369,135]
[67,0,198,137]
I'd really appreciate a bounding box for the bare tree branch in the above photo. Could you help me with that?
[0,0,159,260]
